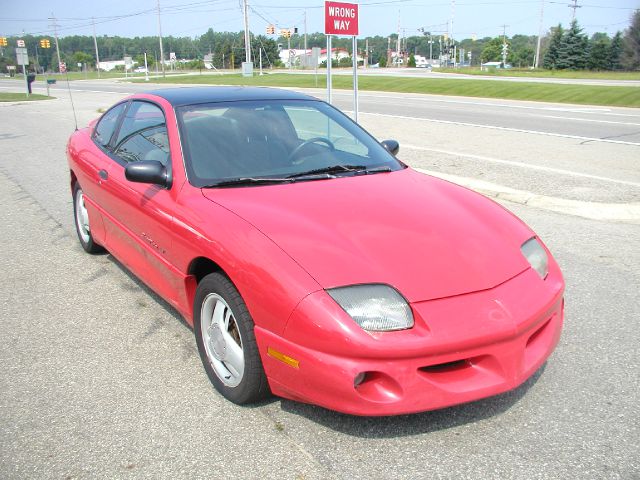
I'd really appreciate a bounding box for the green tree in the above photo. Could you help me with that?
[622,9,640,70]
[480,37,504,63]
[556,20,588,70]
[609,31,624,70]
[543,24,563,69]
[72,51,94,70]
[509,34,536,67]
[408,54,416,67]
[588,33,610,70]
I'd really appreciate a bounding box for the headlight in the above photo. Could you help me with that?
[327,284,414,332]
[521,237,549,279]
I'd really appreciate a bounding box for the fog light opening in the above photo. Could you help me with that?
[354,372,367,388]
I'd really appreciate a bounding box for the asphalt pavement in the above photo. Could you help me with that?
[0,81,639,479]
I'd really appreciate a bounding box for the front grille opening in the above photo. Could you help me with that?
[419,359,470,374]
[527,318,551,348]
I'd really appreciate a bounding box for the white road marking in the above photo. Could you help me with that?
[403,145,640,187]
[539,115,640,126]
[352,110,640,147]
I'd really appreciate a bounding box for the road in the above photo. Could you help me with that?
[0,80,639,479]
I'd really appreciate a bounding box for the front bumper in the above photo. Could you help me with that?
[255,267,564,416]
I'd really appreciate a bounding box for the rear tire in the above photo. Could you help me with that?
[194,272,269,404]
[73,183,104,254]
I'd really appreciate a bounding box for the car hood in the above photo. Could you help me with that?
[202,168,533,302]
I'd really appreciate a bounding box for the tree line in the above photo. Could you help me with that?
[0,9,637,73]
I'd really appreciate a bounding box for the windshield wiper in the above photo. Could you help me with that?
[362,166,393,174]
[202,177,293,188]
[287,164,393,179]
[202,165,394,188]
[286,164,368,179]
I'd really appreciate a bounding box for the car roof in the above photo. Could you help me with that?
[145,86,318,107]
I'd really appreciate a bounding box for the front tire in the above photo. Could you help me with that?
[73,183,104,254]
[194,273,269,404]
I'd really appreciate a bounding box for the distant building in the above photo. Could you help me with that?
[279,48,361,67]
[97,60,127,71]
[481,61,511,69]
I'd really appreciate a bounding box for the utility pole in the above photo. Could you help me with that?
[34,41,40,74]
[396,11,401,66]
[568,0,581,22]
[365,38,368,69]
[157,0,166,78]
[449,0,456,41]
[92,17,101,78]
[49,14,62,73]
[242,0,251,63]
[501,24,509,67]
[304,9,308,61]
[534,0,544,68]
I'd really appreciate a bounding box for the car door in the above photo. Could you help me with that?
[77,101,128,245]
[97,100,182,305]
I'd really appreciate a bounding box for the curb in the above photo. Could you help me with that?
[415,168,640,223]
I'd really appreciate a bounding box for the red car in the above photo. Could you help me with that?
[67,87,564,416]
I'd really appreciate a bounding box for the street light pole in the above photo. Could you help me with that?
[243,0,251,63]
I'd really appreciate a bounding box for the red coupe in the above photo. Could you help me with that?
[67,87,564,416]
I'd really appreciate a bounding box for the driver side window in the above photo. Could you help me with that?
[113,101,170,166]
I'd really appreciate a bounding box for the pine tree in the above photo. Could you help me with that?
[556,20,588,70]
[588,34,610,70]
[543,24,563,69]
[609,31,624,70]
[622,9,640,70]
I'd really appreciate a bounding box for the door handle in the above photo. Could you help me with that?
[98,169,108,180]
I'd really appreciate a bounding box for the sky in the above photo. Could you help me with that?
[0,0,637,41]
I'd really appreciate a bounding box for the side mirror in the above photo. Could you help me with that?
[125,160,171,188]
[381,139,399,156]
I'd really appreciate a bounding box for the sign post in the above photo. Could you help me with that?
[15,46,29,98]
[352,36,358,123]
[324,1,359,119]
[326,35,332,103]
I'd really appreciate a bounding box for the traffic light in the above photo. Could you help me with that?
[40,38,51,48]
[0,37,7,47]
[281,29,291,38]
[293,27,298,34]
[266,25,275,35]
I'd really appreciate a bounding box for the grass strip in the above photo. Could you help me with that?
[0,92,53,102]
[132,73,640,108]
[437,68,640,80]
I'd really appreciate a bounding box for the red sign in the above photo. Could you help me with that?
[325,1,359,36]
[59,62,66,73]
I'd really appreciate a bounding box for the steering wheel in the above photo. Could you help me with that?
[288,137,335,164]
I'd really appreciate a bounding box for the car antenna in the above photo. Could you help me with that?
[64,69,78,131]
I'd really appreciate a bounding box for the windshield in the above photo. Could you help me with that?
[176,99,404,187]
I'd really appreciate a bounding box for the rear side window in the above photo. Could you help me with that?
[93,103,126,148]
[113,101,170,166]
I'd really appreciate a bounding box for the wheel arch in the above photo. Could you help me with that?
[184,256,226,325]
[70,169,78,192]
